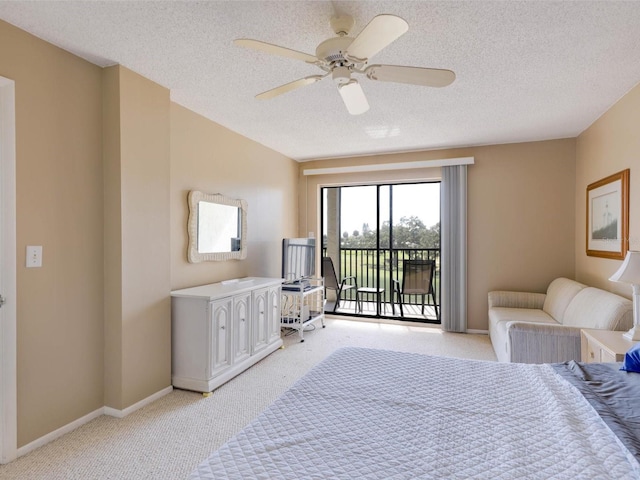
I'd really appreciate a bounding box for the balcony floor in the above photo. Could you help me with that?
[326,299,439,323]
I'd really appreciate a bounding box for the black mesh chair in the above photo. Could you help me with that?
[322,257,357,312]
[393,259,438,319]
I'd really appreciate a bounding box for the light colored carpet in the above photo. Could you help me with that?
[0,317,496,479]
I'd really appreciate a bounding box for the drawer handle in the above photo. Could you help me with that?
[590,351,594,359]
[221,325,225,330]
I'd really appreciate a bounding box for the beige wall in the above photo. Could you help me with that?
[102,66,123,411]
[0,17,299,448]
[576,83,640,294]
[301,139,577,330]
[170,103,299,290]
[103,66,172,410]
[0,20,105,446]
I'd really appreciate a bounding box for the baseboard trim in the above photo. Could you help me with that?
[104,385,173,418]
[17,407,104,458]
[16,385,173,458]
[467,329,489,334]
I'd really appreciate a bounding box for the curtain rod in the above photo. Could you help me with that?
[302,157,474,176]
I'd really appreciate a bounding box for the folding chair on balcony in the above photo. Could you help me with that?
[393,259,438,319]
[322,257,358,312]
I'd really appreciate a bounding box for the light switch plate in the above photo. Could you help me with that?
[26,245,42,268]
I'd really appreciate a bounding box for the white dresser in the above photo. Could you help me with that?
[171,277,283,392]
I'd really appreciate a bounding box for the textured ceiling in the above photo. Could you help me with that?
[1,1,640,161]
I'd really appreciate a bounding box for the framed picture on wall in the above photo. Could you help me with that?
[586,169,630,259]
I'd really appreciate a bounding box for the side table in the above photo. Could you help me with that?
[356,287,384,316]
[580,328,635,363]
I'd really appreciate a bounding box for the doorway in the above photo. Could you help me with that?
[321,182,440,323]
[0,75,17,463]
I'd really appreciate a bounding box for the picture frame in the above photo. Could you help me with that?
[586,169,629,259]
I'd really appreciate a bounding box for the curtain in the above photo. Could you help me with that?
[441,165,467,332]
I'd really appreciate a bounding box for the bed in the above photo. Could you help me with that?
[189,347,640,479]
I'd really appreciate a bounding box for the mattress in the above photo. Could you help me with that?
[190,347,640,479]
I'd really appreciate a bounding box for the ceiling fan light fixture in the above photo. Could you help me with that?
[332,65,352,85]
[235,13,455,113]
[338,80,369,115]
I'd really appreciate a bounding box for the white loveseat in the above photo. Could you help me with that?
[489,277,633,363]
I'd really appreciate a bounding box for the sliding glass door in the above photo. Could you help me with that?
[321,182,440,322]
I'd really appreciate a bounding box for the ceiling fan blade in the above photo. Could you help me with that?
[365,64,456,87]
[256,75,325,100]
[337,80,370,115]
[234,39,318,63]
[344,14,409,63]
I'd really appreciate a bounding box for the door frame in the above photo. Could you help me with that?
[0,76,17,463]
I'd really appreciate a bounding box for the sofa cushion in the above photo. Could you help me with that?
[488,307,558,362]
[562,287,633,330]
[489,307,558,326]
[542,278,585,323]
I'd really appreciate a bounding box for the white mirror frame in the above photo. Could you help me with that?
[187,190,248,262]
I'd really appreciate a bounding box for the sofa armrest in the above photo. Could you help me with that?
[506,322,582,364]
[488,291,546,309]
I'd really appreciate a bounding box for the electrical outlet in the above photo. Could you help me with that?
[26,245,42,268]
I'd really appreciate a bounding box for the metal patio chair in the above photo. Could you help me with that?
[322,257,358,312]
[393,259,438,319]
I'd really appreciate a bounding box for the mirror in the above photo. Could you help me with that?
[187,190,247,262]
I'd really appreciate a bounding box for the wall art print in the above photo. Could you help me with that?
[586,169,629,259]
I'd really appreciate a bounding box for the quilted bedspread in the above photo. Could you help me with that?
[189,347,640,479]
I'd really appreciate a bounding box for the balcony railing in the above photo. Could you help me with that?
[323,247,440,322]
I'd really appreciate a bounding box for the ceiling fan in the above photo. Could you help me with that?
[234,13,455,115]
